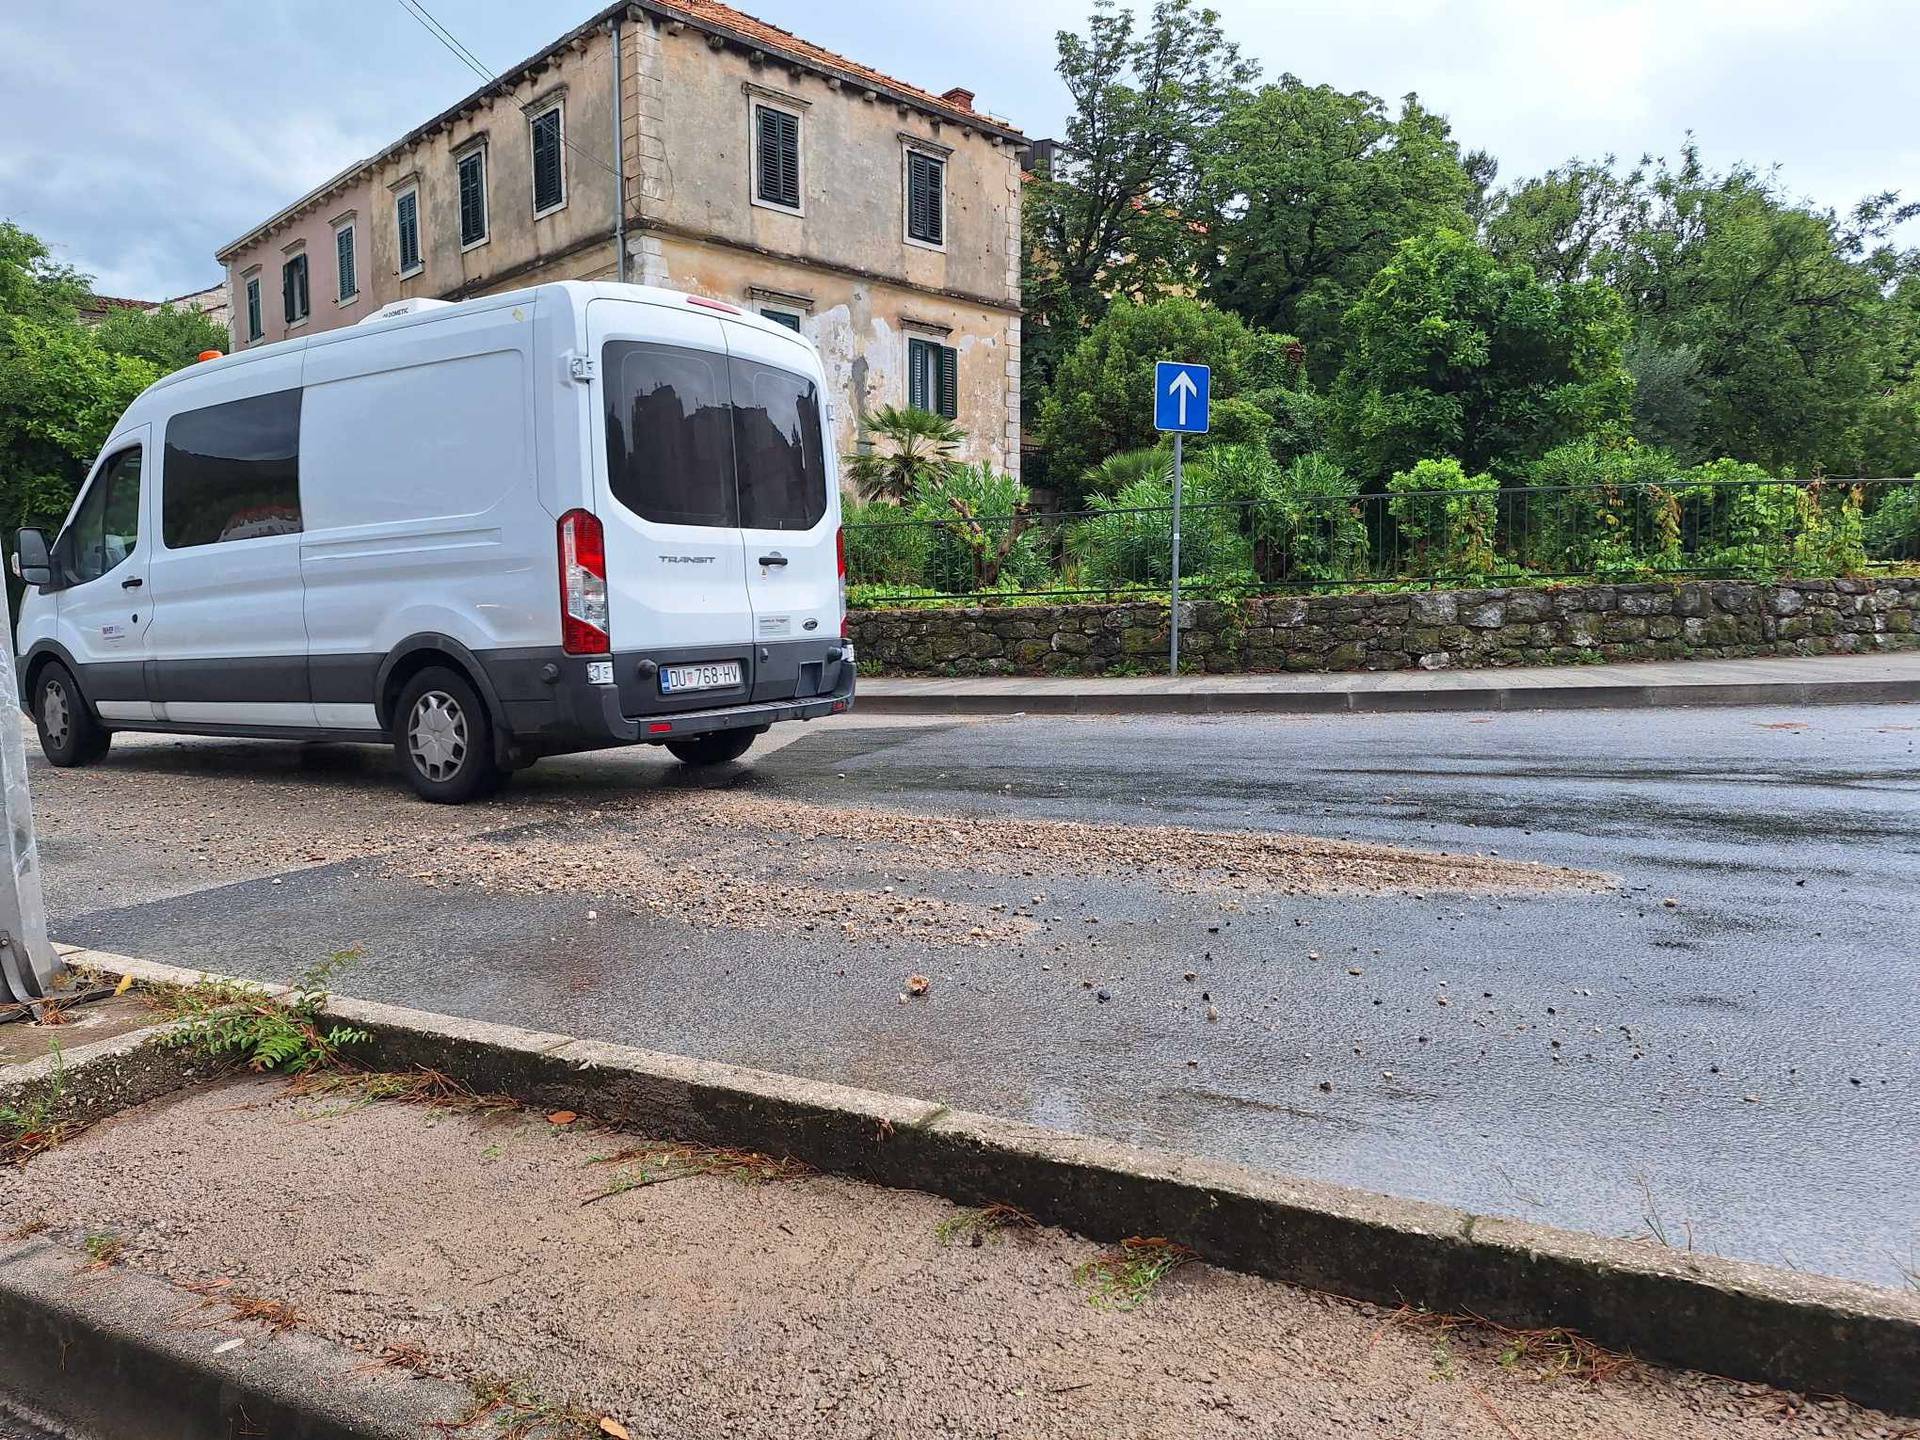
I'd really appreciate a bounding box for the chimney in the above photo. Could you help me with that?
[940,86,975,112]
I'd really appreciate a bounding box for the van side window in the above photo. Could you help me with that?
[58,448,142,586]
[733,360,826,531]
[162,390,304,549]
[603,343,737,528]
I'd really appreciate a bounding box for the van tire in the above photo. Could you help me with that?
[664,728,760,767]
[393,666,502,804]
[34,663,110,767]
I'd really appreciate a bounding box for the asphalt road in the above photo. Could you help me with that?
[39,703,1920,1288]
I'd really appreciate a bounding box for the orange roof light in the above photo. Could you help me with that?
[197,349,224,362]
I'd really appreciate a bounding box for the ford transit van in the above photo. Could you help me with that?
[12,281,854,802]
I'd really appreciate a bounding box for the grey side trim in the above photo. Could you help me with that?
[310,653,380,706]
[372,635,511,733]
[146,657,309,705]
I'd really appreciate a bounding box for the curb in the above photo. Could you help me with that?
[0,1236,473,1440]
[855,677,1920,717]
[52,950,1920,1417]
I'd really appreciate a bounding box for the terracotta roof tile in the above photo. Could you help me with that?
[654,0,1021,135]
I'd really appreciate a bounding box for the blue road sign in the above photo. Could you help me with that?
[1154,361,1211,434]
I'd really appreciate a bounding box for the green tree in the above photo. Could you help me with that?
[0,320,160,532]
[1330,229,1633,483]
[1201,81,1483,378]
[1035,297,1257,498]
[1385,457,1499,577]
[0,221,88,324]
[1485,145,1920,476]
[92,303,228,370]
[1022,0,1257,432]
[843,406,965,503]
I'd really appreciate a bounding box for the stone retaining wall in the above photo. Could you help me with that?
[849,578,1920,676]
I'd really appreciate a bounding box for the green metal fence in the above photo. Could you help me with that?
[845,476,1920,604]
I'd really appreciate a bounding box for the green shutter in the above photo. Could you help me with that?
[908,152,944,244]
[908,339,929,411]
[757,107,799,208]
[533,109,564,213]
[459,152,486,245]
[936,344,958,420]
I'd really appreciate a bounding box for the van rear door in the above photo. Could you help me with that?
[589,300,755,711]
[723,319,840,670]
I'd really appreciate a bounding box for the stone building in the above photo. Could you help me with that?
[214,1,1025,474]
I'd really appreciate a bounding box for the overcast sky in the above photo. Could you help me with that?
[3,0,1915,300]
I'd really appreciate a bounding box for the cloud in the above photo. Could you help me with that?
[3,0,1913,299]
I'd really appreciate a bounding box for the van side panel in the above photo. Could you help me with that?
[141,351,316,729]
[298,299,549,729]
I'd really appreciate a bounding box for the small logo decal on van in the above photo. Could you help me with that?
[660,555,717,565]
[803,618,819,631]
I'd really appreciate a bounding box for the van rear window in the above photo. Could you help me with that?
[162,390,303,549]
[603,341,826,532]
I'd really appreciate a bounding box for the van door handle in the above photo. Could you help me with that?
[121,576,143,589]
[758,554,788,567]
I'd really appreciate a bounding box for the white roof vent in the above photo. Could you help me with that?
[358,297,456,325]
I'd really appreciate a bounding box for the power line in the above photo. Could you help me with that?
[391,0,623,184]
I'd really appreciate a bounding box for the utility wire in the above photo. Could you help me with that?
[391,0,623,183]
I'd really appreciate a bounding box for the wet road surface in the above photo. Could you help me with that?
[42,704,1920,1287]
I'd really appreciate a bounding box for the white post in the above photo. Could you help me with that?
[0,579,57,1004]
[1169,432,1183,678]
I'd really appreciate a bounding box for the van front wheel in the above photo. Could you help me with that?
[34,663,110,767]
[664,728,761,767]
[394,666,502,804]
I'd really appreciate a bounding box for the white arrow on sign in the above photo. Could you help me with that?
[1168,368,1199,427]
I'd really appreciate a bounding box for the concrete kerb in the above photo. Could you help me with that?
[0,1236,475,1440]
[854,675,1920,716]
[49,948,1920,1416]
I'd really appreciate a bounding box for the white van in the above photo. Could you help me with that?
[12,281,854,802]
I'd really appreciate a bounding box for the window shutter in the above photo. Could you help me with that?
[282,261,295,325]
[533,110,563,213]
[908,152,944,244]
[336,227,355,298]
[907,339,929,411]
[757,107,799,208]
[246,279,261,341]
[936,344,958,420]
[294,256,308,319]
[459,154,485,244]
[398,192,419,272]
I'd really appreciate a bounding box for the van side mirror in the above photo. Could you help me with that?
[13,529,51,588]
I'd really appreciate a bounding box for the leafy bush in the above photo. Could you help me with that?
[1079,447,1171,498]
[1677,458,1797,576]
[843,498,932,587]
[1864,482,1920,561]
[1070,467,1252,590]
[1525,440,1686,578]
[1789,482,1867,577]
[1385,458,1499,577]
[909,462,1055,593]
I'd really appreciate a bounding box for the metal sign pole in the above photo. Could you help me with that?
[1169,433,1183,678]
[0,579,58,1005]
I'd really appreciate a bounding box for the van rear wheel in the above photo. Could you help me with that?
[664,728,761,767]
[394,666,502,804]
[34,663,110,767]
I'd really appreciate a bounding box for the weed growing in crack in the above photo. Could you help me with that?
[437,1374,606,1439]
[150,951,370,1074]
[82,1230,123,1268]
[935,1202,1039,1248]
[1072,1236,1196,1311]
[0,1043,65,1162]
[1379,1305,1634,1387]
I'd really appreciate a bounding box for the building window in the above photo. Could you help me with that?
[530,104,565,216]
[244,277,262,342]
[753,104,801,211]
[335,224,358,302]
[908,337,958,420]
[458,147,489,247]
[396,187,422,275]
[162,390,303,549]
[906,149,946,247]
[759,306,803,333]
[281,253,309,326]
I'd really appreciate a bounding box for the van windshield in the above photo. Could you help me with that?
[603,341,826,532]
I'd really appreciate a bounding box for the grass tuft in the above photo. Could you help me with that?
[284,1067,521,1119]
[1071,1236,1197,1311]
[436,1374,603,1440]
[935,1202,1039,1248]
[1376,1304,1634,1387]
[81,1230,123,1268]
[0,1044,67,1163]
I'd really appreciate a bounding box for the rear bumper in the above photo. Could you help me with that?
[480,640,855,759]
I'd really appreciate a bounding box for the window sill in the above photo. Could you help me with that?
[398,265,424,280]
[750,195,804,219]
[285,317,310,331]
[904,234,947,254]
[532,201,568,222]
[460,235,491,254]
[337,292,361,308]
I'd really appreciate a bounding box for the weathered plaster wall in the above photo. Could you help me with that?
[851,579,1920,676]
[223,177,373,349]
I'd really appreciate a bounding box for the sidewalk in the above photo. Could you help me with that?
[858,649,1920,715]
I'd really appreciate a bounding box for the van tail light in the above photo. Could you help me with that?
[558,509,610,655]
[836,525,849,637]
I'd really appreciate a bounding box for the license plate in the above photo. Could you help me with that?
[660,661,742,694]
